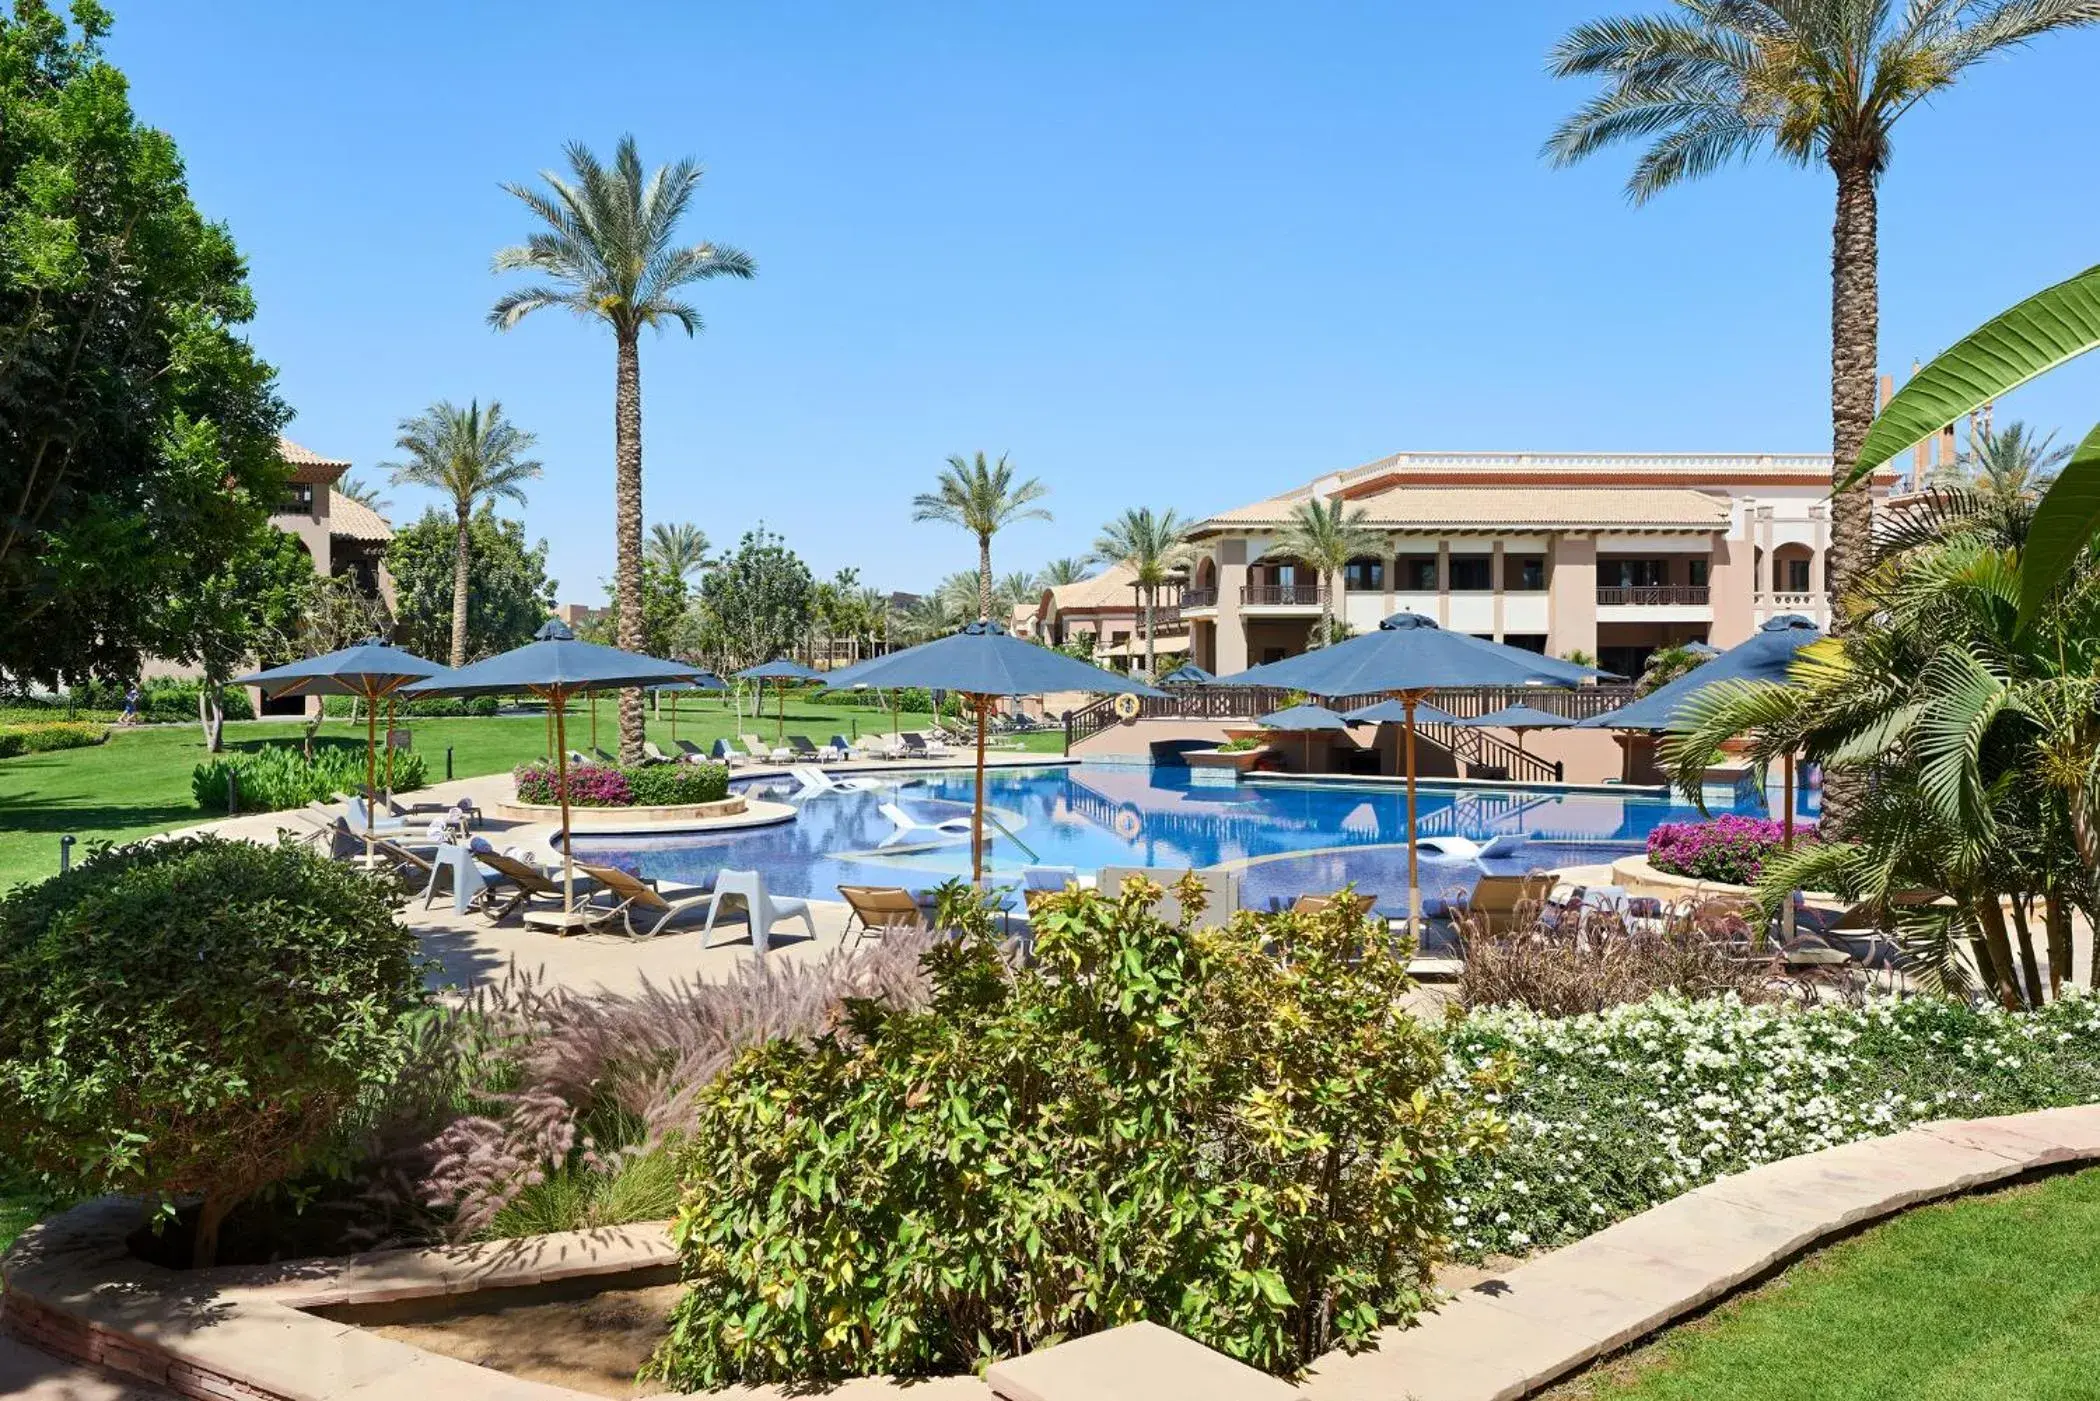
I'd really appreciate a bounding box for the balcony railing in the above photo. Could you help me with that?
[1179,587,1218,610]
[1595,585,1710,606]
[1240,584,1329,608]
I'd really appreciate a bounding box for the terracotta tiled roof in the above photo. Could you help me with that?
[279,435,352,485]
[1198,485,1731,533]
[326,489,392,542]
[1045,561,1141,613]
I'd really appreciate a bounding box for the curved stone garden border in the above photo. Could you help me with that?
[7,1107,2099,1401]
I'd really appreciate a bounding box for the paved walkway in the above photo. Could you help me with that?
[0,1335,168,1399]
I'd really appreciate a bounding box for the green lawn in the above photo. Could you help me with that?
[1550,1168,2100,1400]
[0,696,1064,890]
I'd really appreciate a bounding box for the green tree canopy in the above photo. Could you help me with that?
[0,1,289,687]
[697,526,813,671]
[160,525,316,750]
[386,509,555,663]
[585,560,691,659]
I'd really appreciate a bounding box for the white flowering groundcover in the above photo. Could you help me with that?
[1441,991,2100,1259]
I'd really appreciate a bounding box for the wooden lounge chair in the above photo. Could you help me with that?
[574,862,717,940]
[472,850,568,924]
[1446,874,1533,935]
[838,884,930,946]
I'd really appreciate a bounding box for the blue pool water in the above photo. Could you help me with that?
[570,762,1788,915]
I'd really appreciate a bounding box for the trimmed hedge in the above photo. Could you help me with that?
[0,721,108,758]
[321,694,501,719]
[62,679,254,723]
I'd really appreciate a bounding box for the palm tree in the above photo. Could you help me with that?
[383,400,542,666]
[911,452,1051,621]
[1545,1,2100,619]
[491,135,756,759]
[1959,421,2071,508]
[1039,556,1091,587]
[1262,498,1384,652]
[647,521,713,582]
[1093,507,1191,679]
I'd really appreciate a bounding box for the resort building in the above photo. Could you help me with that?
[271,437,392,602]
[1035,561,1190,673]
[1180,450,1896,681]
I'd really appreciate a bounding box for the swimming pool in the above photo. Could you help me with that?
[570,762,1789,915]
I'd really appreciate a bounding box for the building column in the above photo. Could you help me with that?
[1547,533,1597,660]
[1490,541,1506,641]
[1216,539,1250,673]
[1707,527,1753,648]
[1435,541,1451,627]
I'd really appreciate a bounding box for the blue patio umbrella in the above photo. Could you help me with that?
[824,621,1164,881]
[1216,613,1617,932]
[1578,614,1822,840]
[1459,701,1578,770]
[1160,662,1216,686]
[235,639,442,849]
[1259,703,1355,774]
[736,659,826,745]
[1344,698,1465,728]
[651,673,726,744]
[406,621,706,913]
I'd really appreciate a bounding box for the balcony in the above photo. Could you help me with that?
[1240,584,1328,609]
[1179,587,1218,611]
[1595,585,1710,606]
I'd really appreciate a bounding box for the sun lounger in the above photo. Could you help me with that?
[675,739,709,763]
[642,741,678,765]
[472,850,568,924]
[711,737,751,767]
[878,801,975,846]
[574,862,717,940]
[1447,874,1537,934]
[826,735,854,761]
[900,732,953,759]
[343,795,415,836]
[702,869,814,953]
[786,735,823,759]
[789,765,882,797]
[838,884,931,945]
[741,734,789,763]
[1290,890,1379,921]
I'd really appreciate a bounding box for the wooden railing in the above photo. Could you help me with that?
[1063,682,1640,780]
[1595,585,1710,606]
[1240,584,1328,607]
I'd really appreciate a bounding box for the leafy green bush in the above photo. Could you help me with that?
[1215,736,1264,752]
[1444,991,2100,1261]
[626,761,730,805]
[192,742,428,813]
[321,694,501,719]
[0,721,108,757]
[649,879,1497,1386]
[0,836,426,1266]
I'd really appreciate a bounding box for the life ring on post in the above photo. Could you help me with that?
[1112,692,1142,722]
[1113,808,1142,841]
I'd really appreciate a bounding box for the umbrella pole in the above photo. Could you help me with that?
[384,694,396,799]
[776,682,786,746]
[364,691,377,861]
[972,694,988,884]
[670,693,677,744]
[552,686,575,913]
[1782,752,1795,848]
[1405,692,1420,941]
[590,687,598,755]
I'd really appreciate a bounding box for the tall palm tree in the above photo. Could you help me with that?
[646,521,713,582]
[911,452,1051,621]
[383,400,542,666]
[1959,421,2071,507]
[1039,556,1091,587]
[491,135,756,759]
[1093,507,1191,679]
[1262,498,1384,652]
[1545,1,2100,616]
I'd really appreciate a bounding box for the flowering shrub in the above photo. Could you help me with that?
[511,761,727,807]
[1443,991,2100,1260]
[1646,815,1808,885]
[512,761,632,807]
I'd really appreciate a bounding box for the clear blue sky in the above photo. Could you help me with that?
[110,1,2100,606]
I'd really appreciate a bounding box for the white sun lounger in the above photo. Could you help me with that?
[878,801,975,847]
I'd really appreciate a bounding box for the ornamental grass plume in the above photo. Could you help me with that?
[354,935,936,1243]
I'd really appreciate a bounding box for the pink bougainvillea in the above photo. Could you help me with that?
[1646,815,1812,886]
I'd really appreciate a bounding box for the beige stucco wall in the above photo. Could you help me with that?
[1546,534,1597,658]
